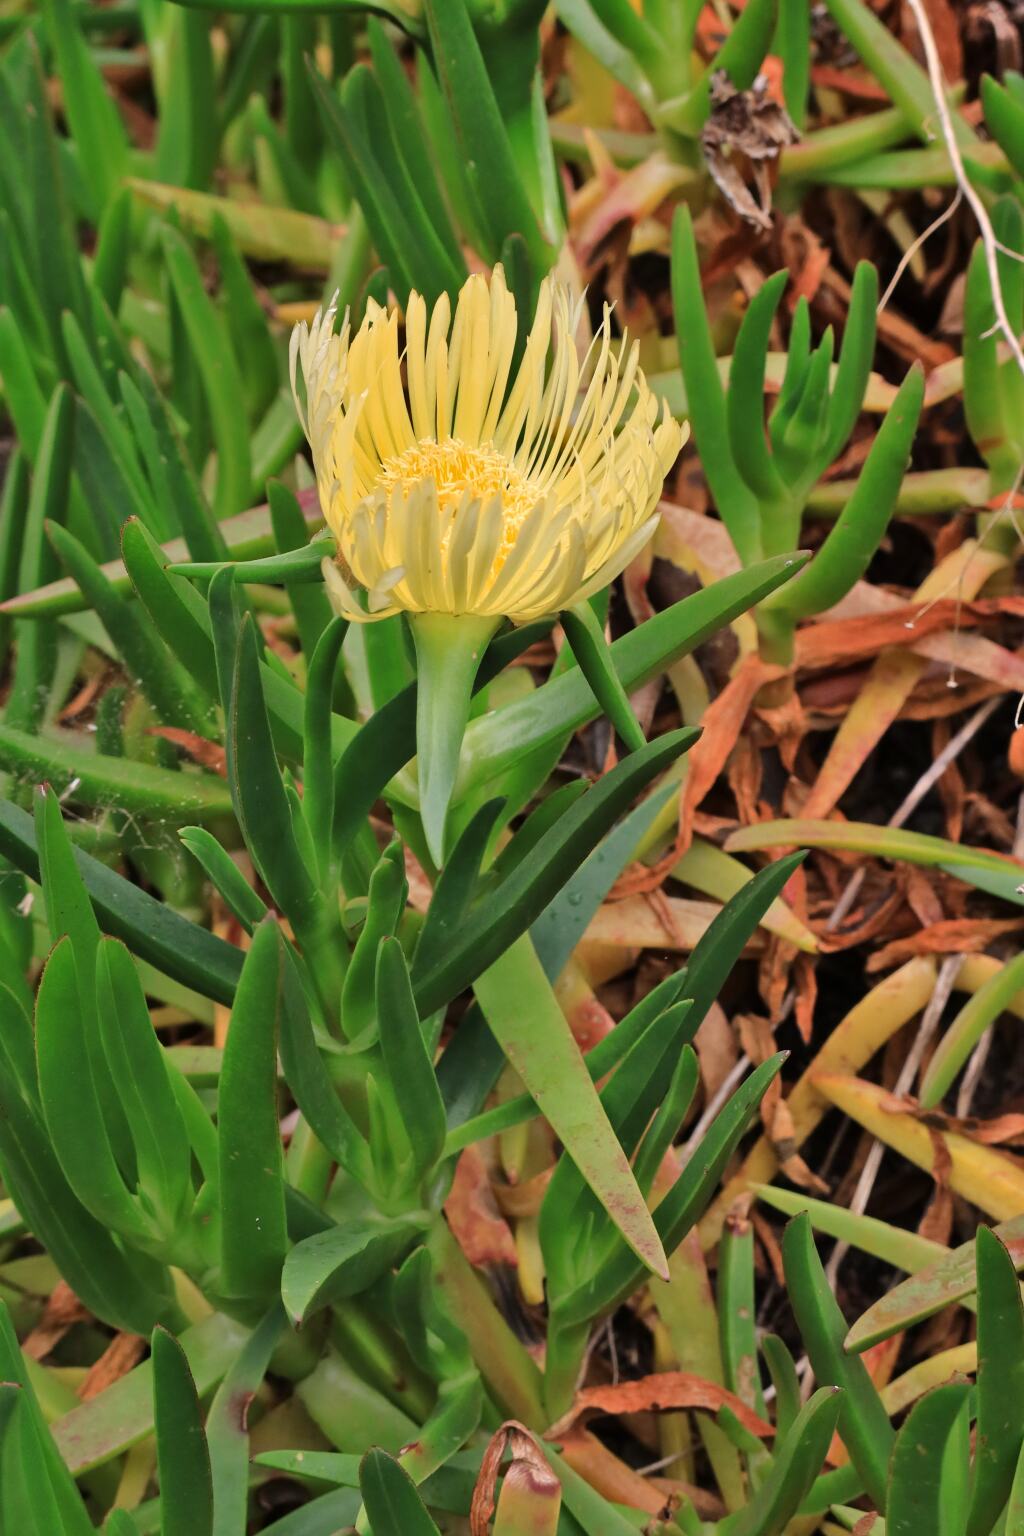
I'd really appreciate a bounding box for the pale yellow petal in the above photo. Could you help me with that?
[291,267,682,624]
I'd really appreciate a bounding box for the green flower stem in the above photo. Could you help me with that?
[409,612,501,868]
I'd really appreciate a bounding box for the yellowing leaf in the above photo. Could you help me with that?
[882,1344,978,1417]
[700,957,937,1247]
[814,1073,1024,1221]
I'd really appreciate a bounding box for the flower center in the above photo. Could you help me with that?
[378,437,541,531]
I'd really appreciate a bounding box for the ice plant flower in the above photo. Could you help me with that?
[290,266,684,862]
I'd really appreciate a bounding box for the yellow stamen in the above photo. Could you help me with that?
[378,436,543,566]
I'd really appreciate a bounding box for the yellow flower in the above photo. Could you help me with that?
[289,266,684,625]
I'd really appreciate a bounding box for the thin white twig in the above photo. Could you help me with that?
[900,0,1024,665]
[1014,787,1024,860]
[826,696,1002,931]
[956,1028,994,1118]
[904,0,1024,384]
[888,695,1003,825]
[824,953,962,1287]
[679,1054,750,1163]
[637,1448,691,1477]
[878,189,962,314]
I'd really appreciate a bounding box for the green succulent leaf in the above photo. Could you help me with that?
[47,519,217,736]
[279,946,372,1184]
[376,936,447,1183]
[282,1217,425,1327]
[53,1312,250,1478]
[922,953,1024,1110]
[4,384,71,734]
[888,1381,971,1536]
[0,1303,92,1536]
[225,614,320,931]
[782,1211,894,1513]
[360,1447,442,1535]
[560,600,646,753]
[554,1051,787,1329]
[341,841,406,1038]
[121,518,220,703]
[726,270,789,504]
[968,1226,1024,1535]
[217,919,289,1302]
[824,260,879,458]
[848,1213,1024,1353]
[670,206,760,562]
[0,723,234,824]
[206,1306,286,1534]
[982,72,1024,180]
[768,363,924,619]
[36,934,152,1241]
[96,938,194,1234]
[722,1388,842,1536]
[539,1002,695,1300]
[422,0,550,273]
[0,797,243,1004]
[161,225,251,519]
[416,727,698,1013]
[460,553,808,791]
[152,1326,214,1536]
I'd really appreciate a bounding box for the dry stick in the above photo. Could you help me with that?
[823,952,963,1289]
[1014,785,1024,861]
[679,1053,750,1163]
[897,0,1024,643]
[878,189,962,315]
[956,1028,995,1119]
[637,1448,691,1476]
[827,695,1003,931]
[904,0,1024,381]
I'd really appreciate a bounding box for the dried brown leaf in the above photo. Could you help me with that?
[146,728,227,777]
[548,1371,775,1440]
[472,1421,557,1535]
[700,72,799,231]
[444,1146,518,1268]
